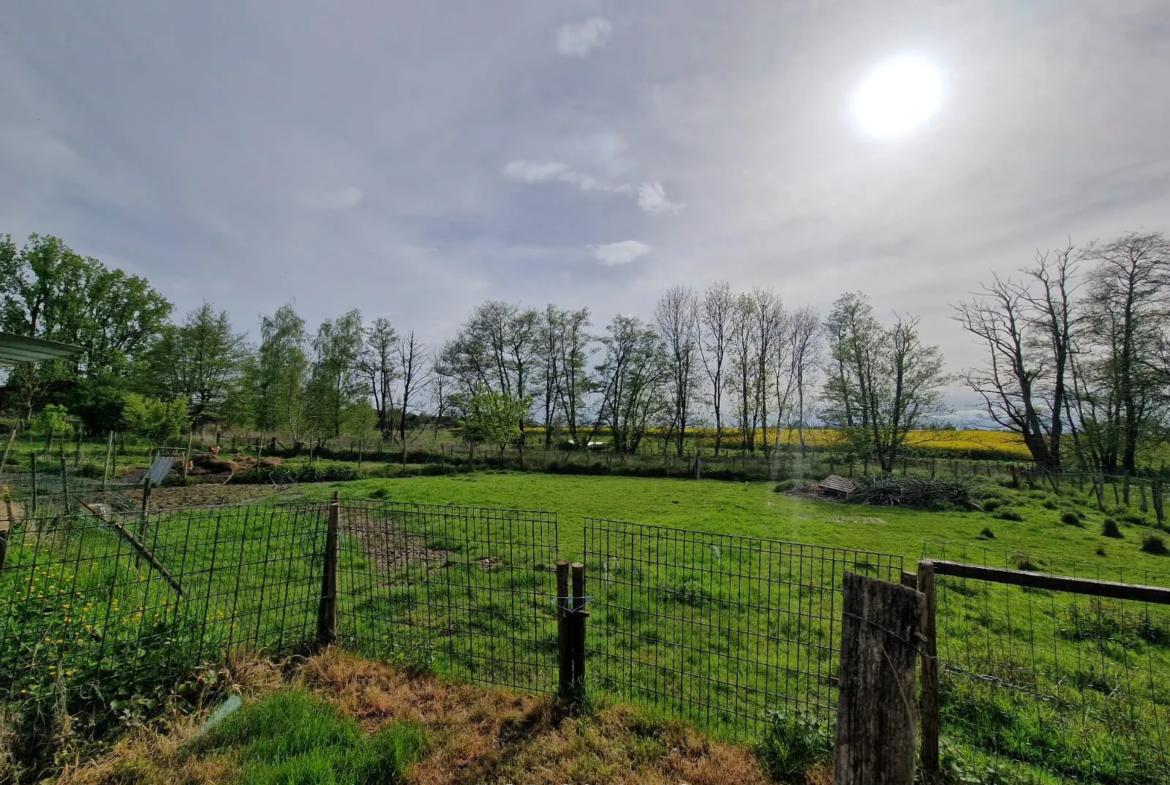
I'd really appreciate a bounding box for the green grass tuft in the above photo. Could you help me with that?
[1140,534,1168,556]
[756,711,831,782]
[203,690,423,785]
[1102,519,1123,539]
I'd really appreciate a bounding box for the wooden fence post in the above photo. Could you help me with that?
[834,572,924,785]
[317,492,340,648]
[60,456,70,510]
[917,560,940,780]
[102,431,113,493]
[30,453,38,516]
[557,561,572,697]
[571,562,587,694]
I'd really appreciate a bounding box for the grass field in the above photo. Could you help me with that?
[306,472,1170,571]
[4,472,1170,783]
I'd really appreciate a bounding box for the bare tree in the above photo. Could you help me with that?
[1080,232,1170,473]
[590,316,667,454]
[784,307,821,451]
[397,330,429,446]
[729,293,759,452]
[359,317,398,439]
[698,282,734,455]
[749,287,785,453]
[555,308,593,447]
[954,245,1080,472]
[536,305,564,448]
[654,286,700,456]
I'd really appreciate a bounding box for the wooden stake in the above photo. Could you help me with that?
[30,453,38,516]
[0,421,17,478]
[102,431,114,493]
[317,492,340,647]
[571,562,587,694]
[557,560,571,698]
[835,572,923,785]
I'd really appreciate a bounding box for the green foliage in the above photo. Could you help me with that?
[459,386,530,453]
[1060,511,1082,526]
[1102,519,1123,538]
[31,405,72,440]
[120,394,189,443]
[204,690,423,785]
[994,508,1025,522]
[978,527,996,540]
[69,376,128,434]
[232,465,360,484]
[756,710,832,782]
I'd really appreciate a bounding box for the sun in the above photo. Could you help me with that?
[850,55,944,138]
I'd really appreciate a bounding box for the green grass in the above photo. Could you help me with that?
[198,689,423,785]
[305,472,1170,571]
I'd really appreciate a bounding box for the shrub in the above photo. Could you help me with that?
[1096,545,1107,557]
[1042,499,1059,511]
[757,711,832,782]
[420,463,458,476]
[1102,519,1123,539]
[978,527,996,540]
[1015,556,1040,572]
[773,479,797,493]
[994,508,1025,522]
[980,497,1003,512]
[1121,512,1149,526]
[74,461,104,480]
[1060,511,1082,526]
[1141,535,1168,556]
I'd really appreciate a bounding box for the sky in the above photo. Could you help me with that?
[3,0,1170,422]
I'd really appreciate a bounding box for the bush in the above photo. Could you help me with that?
[1141,535,1168,556]
[1060,511,1082,526]
[232,465,361,484]
[980,497,1003,512]
[1096,545,1107,557]
[1042,499,1059,511]
[757,711,832,782]
[994,508,1025,522]
[774,479,798,493]
[74,461,104,480]
[978,527,995,540]
[1121,512,1149,526]
[1102,519,1123,539]
[1015,556,1040,572]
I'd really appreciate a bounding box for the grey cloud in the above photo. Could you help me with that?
[556,18,613,58]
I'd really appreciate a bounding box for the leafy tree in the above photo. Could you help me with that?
[255,304,310,446]
[822,293,948,473]
[121,394,189,443]
[138,303,248,426]
[306,310,364,443]
[71,375,129,434]
[591,316,668,454]
[460,386,530,459]
[32,404,73,455]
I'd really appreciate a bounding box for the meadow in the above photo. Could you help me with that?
[4,470,1170,783]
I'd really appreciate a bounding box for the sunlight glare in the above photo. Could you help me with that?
[851,55,944,139]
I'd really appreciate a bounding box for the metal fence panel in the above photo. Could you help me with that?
[332,499,560,694]
[926,542,1170,785]
[584,518,904,739]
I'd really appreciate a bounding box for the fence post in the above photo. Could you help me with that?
[102,431,113,493]
[571,562,587,695]
[917,560,940,780]
[30,453,38,516]
[317,492,340,648]
[834,572,924,785]
[557,560,572,697]
[141,477,152,519]
[60,456,70,510]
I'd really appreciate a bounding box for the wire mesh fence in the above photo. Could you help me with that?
[925,542,1170,785]
[0,504,325,738]
[583,518,905,739]
[331,499,561,693]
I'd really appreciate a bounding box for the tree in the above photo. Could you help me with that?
[536,305,565,448]
[555,308,593,447]
[139,303,248,426]
[306,310,364,444]
[729,294,759,452]
[749,287,785,454]
[698,282,734,455]
[592,316,668,455]
[782,307,821,451]
[121,394,189,443]
[822,293,948,472]
[32,404,73,455]
[460,385,531,460]
[654,286,700,456]
[955,246,1080,473]
[1078,232,1170,474]
[397,330,429,445]
[359,318,398,438]
[255,304,310,446]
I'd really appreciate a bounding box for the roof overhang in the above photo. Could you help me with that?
[0,332,83,366]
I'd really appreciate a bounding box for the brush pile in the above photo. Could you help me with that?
[851,476,977,510]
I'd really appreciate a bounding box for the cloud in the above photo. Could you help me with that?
[590,240,651,266]
[503,159,600,190]
[556,18,613,58]
[636,182,684,215]
[300,186,363,210]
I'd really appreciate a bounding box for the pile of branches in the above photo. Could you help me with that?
[851,476,977,510]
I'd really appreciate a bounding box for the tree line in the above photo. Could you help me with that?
[3,229,1169,474]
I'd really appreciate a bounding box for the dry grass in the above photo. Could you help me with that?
[55,649,778,785]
